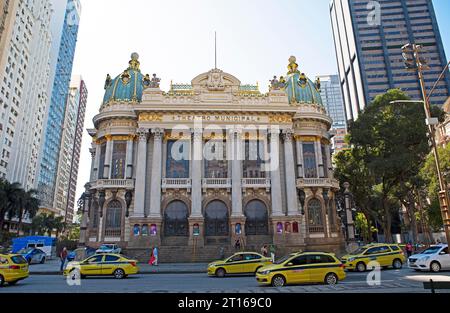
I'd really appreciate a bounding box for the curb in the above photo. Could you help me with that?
[30,270,206,276]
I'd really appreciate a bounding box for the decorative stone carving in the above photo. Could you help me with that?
[137,128,149,141]
[139,113,163,122]
[152,128,164,140]
[207,68,225,91]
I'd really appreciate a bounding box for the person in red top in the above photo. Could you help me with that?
[405,242,414,258]
[59,247,68,272]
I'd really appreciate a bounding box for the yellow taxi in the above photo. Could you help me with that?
[341,243,406,272]
[0,254,29,287]
[64,253,139,279]
[208,252,272,277]
[256,252,346,287]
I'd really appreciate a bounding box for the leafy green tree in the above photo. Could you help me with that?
[420,144,450,231]
[339,89,443,242]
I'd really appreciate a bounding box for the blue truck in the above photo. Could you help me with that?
[12,236,57,258]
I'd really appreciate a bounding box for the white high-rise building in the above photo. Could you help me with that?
[0,0,53,190]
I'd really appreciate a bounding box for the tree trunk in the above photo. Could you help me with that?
[382,194,393,243]
[407,192,418,244]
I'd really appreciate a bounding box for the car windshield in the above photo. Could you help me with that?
[420,246,442,255]
[99,245,113,250]
[18,248,34,254]
[350,247,367,255]
[11,255,28,264]
[274,255,294,265]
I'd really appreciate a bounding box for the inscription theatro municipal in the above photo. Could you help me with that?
[170,114,264,122]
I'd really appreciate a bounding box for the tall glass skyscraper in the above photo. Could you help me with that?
[317,75,349,152]
[330,0,450,122]
[38,0,81,210]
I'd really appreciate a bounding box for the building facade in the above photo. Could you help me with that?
[330,0,450,122]
[53,76,87,222]
[317,75,348,153]
[38,0,81,209]
[79,54,344,262]
[0,0,53,190]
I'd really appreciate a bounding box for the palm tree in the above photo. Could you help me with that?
[4,182,23,232]
[16,189,40,235]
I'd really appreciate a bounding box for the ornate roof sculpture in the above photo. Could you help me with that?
[101,53,323,105]
[102,53,160,105]
[270,56,323,106]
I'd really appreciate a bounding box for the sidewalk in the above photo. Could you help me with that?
[29,259,208,275]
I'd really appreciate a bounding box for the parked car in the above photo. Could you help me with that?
[256,252,346,287]
[63,253,139,279]
[18,248,47,264]
[408,244,450,272]
[67,246,96,262]
[207,252,272,277]
[340,243,406,272]
[96,244,121,254]
[0,254,29,286]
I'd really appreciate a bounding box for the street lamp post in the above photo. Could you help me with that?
[401,43,450,245]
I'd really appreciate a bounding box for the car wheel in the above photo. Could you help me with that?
[215,268,226,278]
[325,273,338,286]
[40,257,46,264]
[271,275,286,287]
[430,261,441,273]
[0,274,4,287]
[113,269,125,279]
[356,262,366,272]
[392,259,402,269]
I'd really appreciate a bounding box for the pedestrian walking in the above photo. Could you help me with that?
[59,247,68,272]
[269,245,276,263]
[234,238,241,251]
[405,242,413,258]
[152,246,159,266]
[219,246,225,260]
[260,245,268,257]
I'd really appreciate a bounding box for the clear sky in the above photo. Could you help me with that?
[71,0,450,208]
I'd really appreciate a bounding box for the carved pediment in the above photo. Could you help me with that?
[191,68,241,91]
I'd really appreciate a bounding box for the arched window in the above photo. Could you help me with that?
[164,201,189,237]
[91,200,99,228]
[105,200,122,237]
[205,200,229,236]
[244,200,269,235]
[285,222,291,233]
[142,224,149,236]
[293,222,299,233]
[133,224,140,236]
[276,222,283,234]
[308,198,324,233]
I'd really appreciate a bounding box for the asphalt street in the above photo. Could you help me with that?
[1,268,449,293]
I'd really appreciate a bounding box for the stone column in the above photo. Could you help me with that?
[190,129,203,218]
[149,128,164,218]
[231,128,243,217]
[89,146,96,182]
[269,129,283,216]
[295,138,304,178]
[93,143,101,180]
[325,144,332,178]
[283,129,299,216]
[103,135,114,179]
[133,129,148,217]
[316,140,324,178]
[125,136,134,179]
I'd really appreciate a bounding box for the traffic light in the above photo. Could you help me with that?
[401,44,416,70]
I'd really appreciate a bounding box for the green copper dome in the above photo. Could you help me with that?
[283,56,323,106]
[103,53,148,104]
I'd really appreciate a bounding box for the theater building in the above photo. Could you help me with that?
[79,53,344,262]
